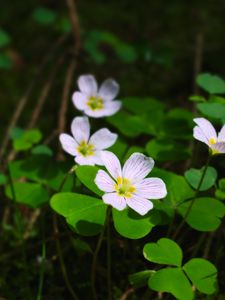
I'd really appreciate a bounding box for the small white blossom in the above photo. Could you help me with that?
[59,117,118,165]
[193,117,225,155]
[95,151,167,216]
[72,74,122,118]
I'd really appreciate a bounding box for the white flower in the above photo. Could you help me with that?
[95,151,167,215]
[193,117,225,155]
[72,74,122,118]
[59,117,118,165]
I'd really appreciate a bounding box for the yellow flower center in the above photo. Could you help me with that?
[209,138,216,145]
[87,96,104,111]
[77,141,94,157]
[115,177,136,198]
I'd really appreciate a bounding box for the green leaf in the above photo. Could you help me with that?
[183,258,218,294]
[71,238,93,255]
[197,73,225,94]
[112,207,158,239]
[197,103,225,120]
[215,189,225,201]
[185,166,217,191]
[76,165,103,196]
[9,157,73,192]
[123,97,165,115]
[143,238,183,267]
[24,129,42,144]
[129,270,154,288]
[146,138,190,161]
[149,268,193,300]
[31,145,53,156]
[219,178,225,190]
[10,127,24,140]
[0,29,11,48]
[13,129,42,151]
[107,111,148,137]
[115,43,137,63]
[189,95,206,102]
[150,168,195,208]
[178,197,225,231]
[5,182,49,208]
[50,193,107,236]
[0,52,13,69]
[32,7,57,25]
[0,173,7,185]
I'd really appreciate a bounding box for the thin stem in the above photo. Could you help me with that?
[172,155,211,240]
[53,215,79,300]
[107,208,112,300]
[53,168,79,300]
[91,207,111,300]
[37,239,46,300]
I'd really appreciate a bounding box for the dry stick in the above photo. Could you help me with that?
[65,0,81,54]
[57,0,80,159]
[183,32,204,171]
[119,288,135,300]
[0,34,67,164]
[27,55,65,129]
[203,232,215,259]
[57,60,76,160]
[193,32,204,95]
[6,55,66,165]
[0,85,33,164]
[5,54,65,242]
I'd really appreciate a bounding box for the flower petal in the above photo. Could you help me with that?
[89,128,118,150]
[75,155,96,165]
[122,153,154,181]
[126,195,153,216]
[59,133,78,156]
[193,118,217,142]
[83,107,107,118]
[135,178,167,199]
[102,193,126,211]
[193,126,209,146]
[77,74,98,96]
[72,91,87,110]
[83,101,121,118]
[98,78,119,101]
[95,170,115,192]
[103,100,122,116]
[71,116,90,143]
[211,142,225,154]
[91,151,104,165]
[100,151,122,180]
[218,125,225,142]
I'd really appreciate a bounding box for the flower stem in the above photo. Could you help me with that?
[53,167,79,300]
[172,155,211,240]
[36,239,46,300]
[107,207,112,300]
[91,207,111,300]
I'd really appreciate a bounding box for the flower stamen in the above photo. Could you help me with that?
[87,96,104,111]
[77,141,95,157]
[209,138,216,145]
[115,177,136,198]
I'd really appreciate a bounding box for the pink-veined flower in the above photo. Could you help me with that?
[72,74,122,118]
[95,151,167,215]
[193,117,225,155]
[59,117,117,165]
